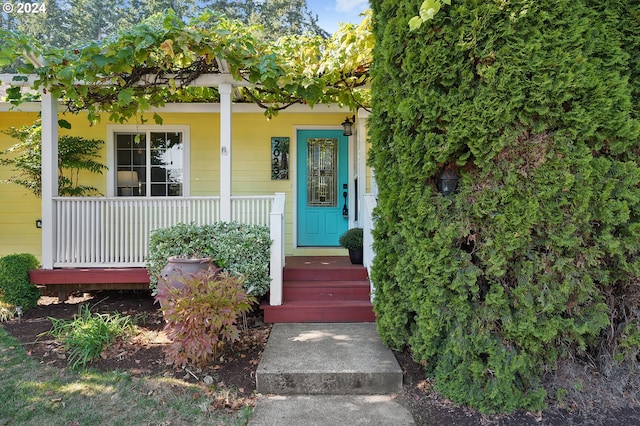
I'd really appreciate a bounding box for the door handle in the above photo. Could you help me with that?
[342,190,348,217]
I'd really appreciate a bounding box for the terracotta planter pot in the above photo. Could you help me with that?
[157,257,219,308]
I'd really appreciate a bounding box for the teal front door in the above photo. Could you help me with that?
[297,129,349,246]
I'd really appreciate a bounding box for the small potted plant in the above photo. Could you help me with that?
[339,227,364,265]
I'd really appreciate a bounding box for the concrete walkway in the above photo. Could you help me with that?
[248,323,415,425]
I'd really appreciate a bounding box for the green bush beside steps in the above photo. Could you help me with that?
[146,222,272,297]
[369,0,640,413]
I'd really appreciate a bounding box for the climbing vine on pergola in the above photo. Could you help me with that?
[0,9,373,122]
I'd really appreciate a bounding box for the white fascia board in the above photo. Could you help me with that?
[1,73,356,114]
[0,74,38,86]
[154,103,353,113]
[358,108,371,120]
[0,102,42,112]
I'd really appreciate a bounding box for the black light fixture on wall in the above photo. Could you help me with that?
[437,166,459,196]
[342,115,355,136]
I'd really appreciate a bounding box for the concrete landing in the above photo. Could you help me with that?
[256,323,403,395]
[250,323,414,425]
[248,395,415,426]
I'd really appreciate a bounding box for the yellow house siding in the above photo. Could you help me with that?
[0,193,42,259]
[58,114,110,194]
[0,112,43,259]
[162,113,220,196]
[0,107,357,259]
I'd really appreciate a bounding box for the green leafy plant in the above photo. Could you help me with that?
[0,10,373,121]
[0,121,106,197]
[339,228,364,250]
[155,269,255,368]
[370,0,640,414]
[146,222,271,296]
[0,253,40,310]
[44,304,136,370]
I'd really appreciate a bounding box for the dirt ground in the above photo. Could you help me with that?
[2,290,639,425]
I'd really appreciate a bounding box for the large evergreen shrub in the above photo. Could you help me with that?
[369,0,640,413]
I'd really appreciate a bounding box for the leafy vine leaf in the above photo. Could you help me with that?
[409,0,452,31]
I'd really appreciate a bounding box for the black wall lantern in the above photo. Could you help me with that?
[342,115,355,136]
[438,167,459,195]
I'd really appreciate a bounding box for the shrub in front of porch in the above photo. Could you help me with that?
[146,222,271,297]
[0,253,41,311]
[155,269,255,368]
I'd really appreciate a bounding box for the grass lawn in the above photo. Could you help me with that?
[0,327,252,426]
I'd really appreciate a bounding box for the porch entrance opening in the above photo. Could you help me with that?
[296,129,349,246]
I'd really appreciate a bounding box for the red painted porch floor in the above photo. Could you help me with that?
[283,256,360,269]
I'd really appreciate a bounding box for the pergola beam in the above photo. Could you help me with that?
[0,73,254,88]
[0,74,39,86]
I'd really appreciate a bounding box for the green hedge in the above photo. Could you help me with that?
[146,222,271,297]
[0,253,41,310]
[370,0,640,413]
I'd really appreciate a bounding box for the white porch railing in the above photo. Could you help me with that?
[231,195,274,226]
[269,193,286,306]
[363,194,377,300]
[53,195,276,267]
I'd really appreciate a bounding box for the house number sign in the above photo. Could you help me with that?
[271,137,290,180]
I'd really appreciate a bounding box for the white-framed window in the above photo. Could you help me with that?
[107,125,190,197]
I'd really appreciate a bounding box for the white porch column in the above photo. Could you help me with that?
[41,91,59,269]
[269,192,286,306]
[357,109,371,225]
[219,83,232,221]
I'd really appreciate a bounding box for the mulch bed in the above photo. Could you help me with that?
[2,290,639,425]
[2,291,269,397]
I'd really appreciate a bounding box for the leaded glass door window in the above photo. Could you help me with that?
[307,138,338,207]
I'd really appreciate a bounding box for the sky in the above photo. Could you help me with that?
[307,0,370,34]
